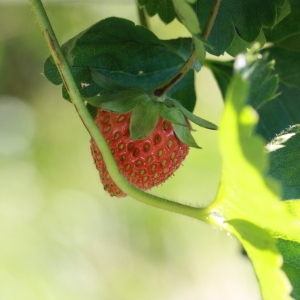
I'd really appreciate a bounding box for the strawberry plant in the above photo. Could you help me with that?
[29,0,300,299]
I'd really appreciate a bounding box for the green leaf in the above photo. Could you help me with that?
[206,49,300,299]
[86,87,148,113]
[130,100,161,140]
[139,0,176,23]
[179,105,218,130]
[226,30,266,57]
[275,34,300,52]
[257,84,300,141]
[267,125,300,201]
[160,104,187,126]
[241,52,279,110]
[204,60,234,99]
[227,220,292,300]
[192,0,285,55]
[266,47,300,89]
[164,97,217,129]
[167,69,196,112]
[277,238,300,300]
[44,17,196,103]
[207,48,279,109]
[172,0,201,35]
[265,0,299,47]
[90,69,125,90]
[192,36,206,65]
[173,123,201,148]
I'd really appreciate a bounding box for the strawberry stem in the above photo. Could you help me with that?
[153,0,221,97]
[29,0,213,222]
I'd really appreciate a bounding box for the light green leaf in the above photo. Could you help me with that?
[204,49,300,298]
[193,36,206,65]
[172,0,201,35]
[207,73,298,299]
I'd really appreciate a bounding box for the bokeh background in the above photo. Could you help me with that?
[0,1,261,299]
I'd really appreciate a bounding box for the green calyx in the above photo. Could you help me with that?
[85,85,217,148]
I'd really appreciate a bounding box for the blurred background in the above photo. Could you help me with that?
[0,1,260,299]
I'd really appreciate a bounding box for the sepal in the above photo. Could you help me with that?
[85,87,148,113]
[165,97,218,130]
[130,100,161,140]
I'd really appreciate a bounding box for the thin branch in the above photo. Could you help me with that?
[29,0,211,222]
[201,0,221,40]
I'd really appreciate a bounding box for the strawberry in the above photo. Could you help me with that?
[87,86,217,197]
[91,109,189,197]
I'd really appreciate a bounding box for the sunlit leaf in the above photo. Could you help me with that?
[206,49,300,299]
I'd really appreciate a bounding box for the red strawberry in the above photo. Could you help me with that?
[91,109,189,197]
[87,86,217,197]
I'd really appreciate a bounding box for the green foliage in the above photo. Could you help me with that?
[267,125,300,201]
[44,17,198,111]
[138,0,176,23]
[278,238,300,300]
[212,49,300,299]
[40,1,300,299]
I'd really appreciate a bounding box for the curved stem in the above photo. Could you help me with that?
[153,0,221,97]
[29,0,212,222]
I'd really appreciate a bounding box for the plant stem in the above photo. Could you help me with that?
[201,0,221,40]
[29,0,212,222]
[137,3,150,29]
[153,0,221,97]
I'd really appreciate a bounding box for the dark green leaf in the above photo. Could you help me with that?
[257,84,300,141]
[130,100,161,140]
[226,30,266,57]
[90,69,125,90]
[267,125,300,201]
[277,238,300,300]
[192,0,285,55]
[265,0,299,46]
[193,0,234,55]
[242,53,279,110]
[204,60,234,99]
[266,47,300,88]
[140,0,176,23]
[275,34,300,52]
[44,17,196,105]
[167,69,196,111]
